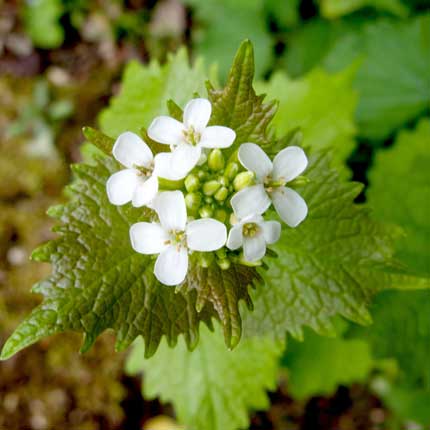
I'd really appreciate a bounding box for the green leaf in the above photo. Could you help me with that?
[281,18,363,78]
[378,384,430,425]
[282,319,373,399]
[264,0,300,29]
[281,15,430,141]
[185,0,273,80]
[367,118,430,275]
[182,261,260,349]
[242,150,425,342]
[368,290,430,392]
[0,157,216,360]
[255,66,358,170]
[282,19,338,78]
[99,49,208,138]
[126,324,284,430]
[326,15,430,140]
[207,40,277,156]
[352,15,430,140]
[352,119,430,424]
[23,0,65,49]
[319,0,410,18]
[352,290,430,424]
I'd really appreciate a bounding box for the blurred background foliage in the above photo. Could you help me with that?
[0,0,429,429]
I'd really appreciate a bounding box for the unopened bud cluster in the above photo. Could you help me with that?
[184,149,253,223]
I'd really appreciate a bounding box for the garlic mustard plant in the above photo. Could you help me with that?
[1,41,418,380]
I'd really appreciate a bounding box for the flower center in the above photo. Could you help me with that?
[167,230,187,250]
[134,162,154,178]
[183,126,201,146]
[242,222,260,238]
[263,175,286,193]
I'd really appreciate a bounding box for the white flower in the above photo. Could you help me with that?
[227,214,281,262]
[147,98,236,178]
[231,143,308,227]
[129,191,227,286]
[106,132,181,208]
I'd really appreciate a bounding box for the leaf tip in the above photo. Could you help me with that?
[81,125,91,138]
[229,333,241,349]
[46,204,64,219]
[114,337,133,353]
[0,339,16,361]
[80,332,96,354]
[31,243,53,262]
[81,126,114,154]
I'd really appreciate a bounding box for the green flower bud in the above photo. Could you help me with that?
[199,252,215,268]
[217,258,231,270]
[184,173,200,192]
[227,149,239,164]
[197,170,208,180]
[205,196,213,204]
[216,248,227,259]
[185,192,202,212]
[214,186,229,202]
[233,171,255,191]
[289,175,310,187]
[199,205,213,218]
[214,208,227,223]
[218,176,228,187]
[224,161,239,180]
[208,149,225,171]
[203,180,221,196]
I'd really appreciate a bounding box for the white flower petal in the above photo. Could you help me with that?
[241,214,264,225]
[132,175,159,207]
[171,143,201,178]
[186,218,227,251]
[238,143,273,180]
[231,184,271,219]
[262,220,281,245]
[243,234,266,262]
[183,98,211,133]
[112,132,153,169]
[129,222,168,254]
[199,126,236,149]
[272,146,308,183]
[153,152,184,181]
[226,225,243,250]
[106,169,138,205]
[154,245,188,286]
[153,190,187,231]
[148,116,185,146]
[197,150,208,166]
[272,187,308,227]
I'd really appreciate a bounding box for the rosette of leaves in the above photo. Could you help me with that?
[1,41,424,368]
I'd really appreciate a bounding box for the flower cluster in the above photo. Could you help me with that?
[106,98,308,286]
